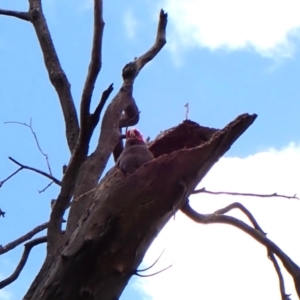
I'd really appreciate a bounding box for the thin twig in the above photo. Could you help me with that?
[193,187,298,200]
[38,181,54,193]
[0,167,22,187]
[0,9,30,21]
[0,222,48,255]
[5,120,53,175]
[135,264,173,278]
[137,249,165,272]
[135,249,173,277]
[0,236,47,289]
[184,103,189,120]
[8,157,61,186]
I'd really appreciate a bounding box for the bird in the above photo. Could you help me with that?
[116,129,154,175]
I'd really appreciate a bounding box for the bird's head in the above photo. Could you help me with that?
[126,129,143,141]
[125,129,145,147]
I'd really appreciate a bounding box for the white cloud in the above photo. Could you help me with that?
[160,0,300,59]
[135,143,300,299]
[123,10,139,40]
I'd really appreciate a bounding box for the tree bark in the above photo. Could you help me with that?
[23,114,256,300]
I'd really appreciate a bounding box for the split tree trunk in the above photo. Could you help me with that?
[24,114,256,300]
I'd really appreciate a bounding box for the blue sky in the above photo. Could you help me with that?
[1,0,300,299]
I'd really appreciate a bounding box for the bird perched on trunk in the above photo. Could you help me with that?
[116,129,154,175]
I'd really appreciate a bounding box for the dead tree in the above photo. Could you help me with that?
[0,1,300,299]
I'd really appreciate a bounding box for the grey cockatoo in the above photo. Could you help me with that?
[116,129,154,175]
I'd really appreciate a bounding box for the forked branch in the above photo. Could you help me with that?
[0,236,47,289]
[65,10,168,236]
[8,157,61,186]
[181,200,300,298]
[213,202,289,299]
[0,222,48,255]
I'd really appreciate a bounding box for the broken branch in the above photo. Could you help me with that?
[91,83,114,129]
[0,8,29,21]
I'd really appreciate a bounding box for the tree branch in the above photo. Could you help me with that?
[0,222,48,255]
[0,236,47,289]
[8,157,61,186]
[0,167,22,187]
[268,251,291,300]
[0,8,30,21]
[193,187,299,200]
[46,2,108,252]
[25,113,257,299]
[91,83,114,129]
[80,0,104,131]
[95,8,167,176]
[213,202,266,233]
[123,9,167,80]
[212,201,290,298]
[65,10,168,236]
[181,200,300,298]
[38,181,54,193]
[28,0,79,152]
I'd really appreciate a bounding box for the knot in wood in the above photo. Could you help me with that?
[30,8,40,21]
[122,62,137,81]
